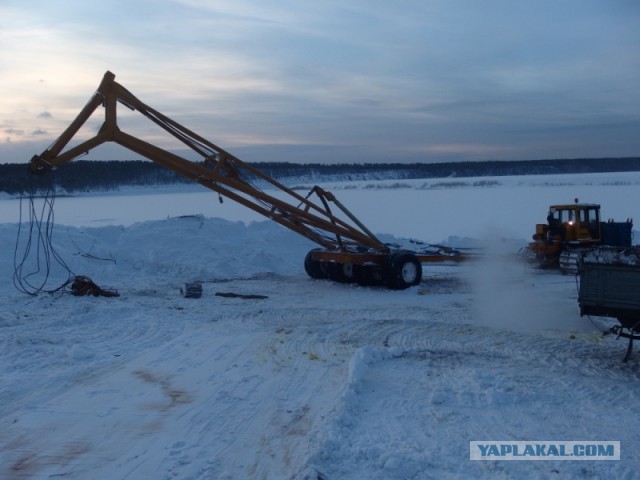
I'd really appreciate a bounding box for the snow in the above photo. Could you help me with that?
[1,171,640,479]
[583,246,640,266]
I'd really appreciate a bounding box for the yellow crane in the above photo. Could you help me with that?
[28,71,468,290]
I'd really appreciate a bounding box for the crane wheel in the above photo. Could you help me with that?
[384,252,422,290]
[304,249,327,279]
[353,265,375,286]
[327,262,351,283]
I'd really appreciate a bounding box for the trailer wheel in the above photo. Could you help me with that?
[384,252,422,290]
[327,262,351,283]
[354,265,376,286]
[304,249,327,279]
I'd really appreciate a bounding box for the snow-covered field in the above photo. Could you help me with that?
[1,171,640,479]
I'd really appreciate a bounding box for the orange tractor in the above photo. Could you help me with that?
[527,200,633,273]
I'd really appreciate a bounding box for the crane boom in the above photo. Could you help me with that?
[29,71,385,252]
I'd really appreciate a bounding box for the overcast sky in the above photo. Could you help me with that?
[1,0,639,165]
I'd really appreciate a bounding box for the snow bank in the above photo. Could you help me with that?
[8,215,317,295]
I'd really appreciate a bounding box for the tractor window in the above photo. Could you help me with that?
[579,208,599,224]
[579,209,588,224]
[548,210,562,222]
[587,208,600,238]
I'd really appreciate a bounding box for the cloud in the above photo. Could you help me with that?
[0,0,639,164]
[4,128,24,137]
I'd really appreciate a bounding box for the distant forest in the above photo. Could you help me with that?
[2,157,640,195]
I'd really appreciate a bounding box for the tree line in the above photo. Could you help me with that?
[2,157,640,195]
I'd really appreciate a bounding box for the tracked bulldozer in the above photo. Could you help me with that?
[526,200,633,273]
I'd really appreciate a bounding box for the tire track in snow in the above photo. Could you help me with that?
[0,289,193,419]
[308,342,640,480]
[2,271,638,479]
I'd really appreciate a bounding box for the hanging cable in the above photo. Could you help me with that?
[13,174,75,295]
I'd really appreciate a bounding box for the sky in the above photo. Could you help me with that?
[1,0,639,165]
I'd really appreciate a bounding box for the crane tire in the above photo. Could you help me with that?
[384,252,422,290]
[304,249,327,279]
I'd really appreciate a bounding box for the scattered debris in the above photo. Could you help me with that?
[70,276,119,297]
[215,292,268,300]
[181,283,203,299]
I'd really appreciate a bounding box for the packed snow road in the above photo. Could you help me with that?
[1,212,639,479]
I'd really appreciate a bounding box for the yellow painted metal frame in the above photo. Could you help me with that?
[29,71,387,253]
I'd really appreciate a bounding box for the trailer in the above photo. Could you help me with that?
[578,246,640,361]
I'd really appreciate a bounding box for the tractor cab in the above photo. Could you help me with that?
[544,203,601,243]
